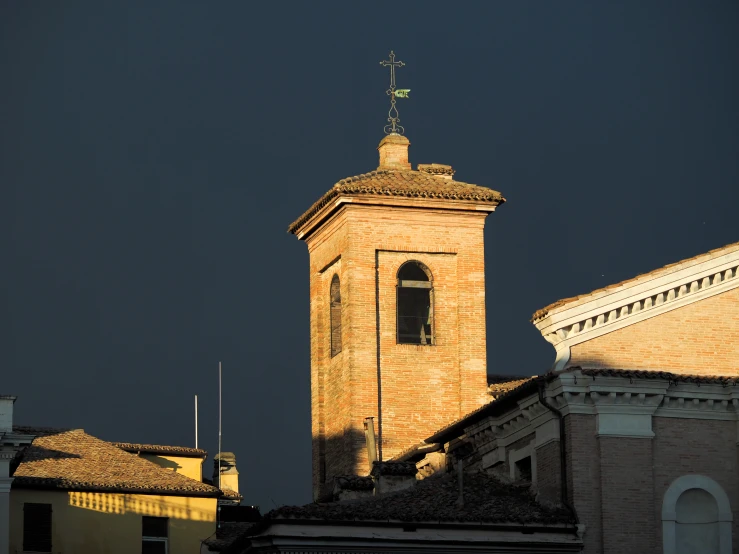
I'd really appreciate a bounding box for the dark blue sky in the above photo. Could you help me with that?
[2,1,737,509]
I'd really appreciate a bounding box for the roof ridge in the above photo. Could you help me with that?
[288,170,504,235]
[532,240,739,322]
[14,429,220,496]
[111,441,207,456]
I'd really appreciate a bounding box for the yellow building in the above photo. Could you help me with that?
[9,427,222,553]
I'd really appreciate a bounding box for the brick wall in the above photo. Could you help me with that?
[535,440,561,506]
[570,287,739,375]
[565,414,602,554]
[599,437,656,554]
[559,411,737,554]
[652,417,738,552]
[304,200,492,498]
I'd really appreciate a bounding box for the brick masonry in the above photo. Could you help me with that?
[599,436,656,554]
[570,287,739,375]
[534,440,560,507]
[553,411,738,554]
[652,418,738,553]
[302,200,494,499]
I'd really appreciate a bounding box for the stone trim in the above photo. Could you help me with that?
[661,474,732,554]
[546,371,739,436]
[533,251,739,371]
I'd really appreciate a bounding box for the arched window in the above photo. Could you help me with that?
[662,475,732,554]
[330,275,342,357]
[397,261,433,345]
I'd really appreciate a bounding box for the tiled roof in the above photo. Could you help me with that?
[532,240,739,322]
[203,522,257,552]
[488,375,535,398]
[112,442,207,458]
[12,428,220,497]
[13,426,71,436]
[288,169,505,234]
[335,475,374,491]
[578,367,739,386]
[424,376,541,444]
[268,471,572,525]
[371,461,417,477]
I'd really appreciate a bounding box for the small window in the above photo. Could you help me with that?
[397,261,433,345]
[330,274,342,357]
[23,503,52,552]
[514,456,532,482]
[142,516,168,554]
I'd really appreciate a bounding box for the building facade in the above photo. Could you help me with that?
[6,426,231,553]
[289,133,505,500]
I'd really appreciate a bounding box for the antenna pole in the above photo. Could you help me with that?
[217,361,222,528]
[195,395,199,449]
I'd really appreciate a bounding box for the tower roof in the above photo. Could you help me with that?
[289,133,505,237]
[288,168,505,235]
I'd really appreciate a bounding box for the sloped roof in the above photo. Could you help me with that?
[424,376,540,445]
[12,428,220,497]
[268,471,571,525]
[579,367,739,386]
[203,522,257,552]
[288,169,505,234]
[488,375,535,398]
[532,240,739,322]
[112,442,207,458]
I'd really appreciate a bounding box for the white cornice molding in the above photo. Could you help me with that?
[548,371,739,430]
[533,249,739,371]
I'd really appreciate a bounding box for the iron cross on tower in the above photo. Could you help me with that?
[380,51,409,135]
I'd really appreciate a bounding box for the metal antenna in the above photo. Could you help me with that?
[380,51,409,135]
[217,361,222,529]
[195,395,199,449]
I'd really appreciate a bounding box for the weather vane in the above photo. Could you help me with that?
[380,51,410,135]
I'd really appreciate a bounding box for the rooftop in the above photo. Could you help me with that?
[532,240,739,322]
[111,442,207,458]
[288,169,505,235]
[267,470,572,525]
[12,428,220,497]
[488,375,535,399]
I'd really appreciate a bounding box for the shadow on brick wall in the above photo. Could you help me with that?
[313,428,368,502]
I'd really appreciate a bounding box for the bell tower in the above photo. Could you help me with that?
[289,54,505,500]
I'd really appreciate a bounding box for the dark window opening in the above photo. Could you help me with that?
[23,503,52,553]
[514,456,532,482]
[397,261,433,345]
[330,274,342,357]
[142,516,168,554]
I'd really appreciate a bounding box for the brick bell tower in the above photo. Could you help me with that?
[289,55,505,500]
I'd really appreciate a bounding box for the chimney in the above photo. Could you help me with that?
[377,133,411,170]
[213,452,239,495]
[0,396,17,433]
[371,461,418,495]
[417,163,455,180]
[363,417,378,471]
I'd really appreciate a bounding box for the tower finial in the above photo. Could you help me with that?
[379,51,410,135]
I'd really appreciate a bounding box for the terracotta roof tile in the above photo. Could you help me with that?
[203,522,257,551]
[578,367,739,385]
[334,475,374,491]
[12,429,220,497]
[268,471,572,525]
[532,240,739,322]
[288,169,505,234]
[424,377,540,444]
[488,375,535,398]
[112,442,207,458]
